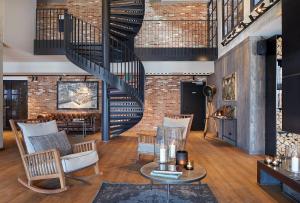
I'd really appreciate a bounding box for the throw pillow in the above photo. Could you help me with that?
[18,120,59,154]
[28,130,72,156]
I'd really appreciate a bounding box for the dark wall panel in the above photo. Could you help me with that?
[282,0,300,133]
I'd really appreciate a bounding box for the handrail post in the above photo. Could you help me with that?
[102,0,110,142]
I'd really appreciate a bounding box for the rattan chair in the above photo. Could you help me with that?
[10,119,99,194]
[137,114,193,160]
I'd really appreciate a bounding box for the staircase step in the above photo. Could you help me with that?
[110,22,137,33]
[110,29,130,39]
[110,120,139,125]
[110,0,143,8]
[110,16,143,25]
[110,111,143,115]
[111,8,144,16]
[110,115,141,120]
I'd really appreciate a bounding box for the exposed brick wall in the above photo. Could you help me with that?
[37,2,66,9]
[136,1,209,48]
[64,0,208,47]
[66,0,101,27]
[129,75,206,132]
[28,76,102,119]
[37,1,209,47]
[28,75,205,133]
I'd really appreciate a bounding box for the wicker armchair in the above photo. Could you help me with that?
[10,119,99,194]
[137,114,193,160]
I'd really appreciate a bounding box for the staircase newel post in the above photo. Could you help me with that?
[102,0,110,142]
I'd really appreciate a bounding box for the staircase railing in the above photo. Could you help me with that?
[35,8,67,55]
[64,13,144,105]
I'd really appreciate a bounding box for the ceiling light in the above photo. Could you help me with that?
[256,3,266,14]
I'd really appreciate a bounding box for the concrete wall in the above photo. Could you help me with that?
[0,0,3,149]
[207,37,266,155]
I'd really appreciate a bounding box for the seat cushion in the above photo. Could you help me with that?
[28,130,72,156]
[163,117,191,139]
[18,121,59,154]
[61,150,99,173]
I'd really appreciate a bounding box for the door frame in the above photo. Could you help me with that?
[180,80,207,130]
[3,79,29,130]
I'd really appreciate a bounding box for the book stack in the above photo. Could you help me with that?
[150,169,183,179]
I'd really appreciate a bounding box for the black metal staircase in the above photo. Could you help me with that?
[64,0,145,138]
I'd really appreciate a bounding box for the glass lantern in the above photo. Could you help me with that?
[165,127,185,164]
[154,126,185,164]
[155,126,169,164]
[283,144,300,173]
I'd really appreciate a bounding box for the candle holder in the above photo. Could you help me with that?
[165,127,185,164]
[155,126,169,164]
[176,151,188,166]
[264,156,273,165]
[185,160,194,170]
[283,144,300,173]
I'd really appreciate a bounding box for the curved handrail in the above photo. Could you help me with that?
[64,13,145,106]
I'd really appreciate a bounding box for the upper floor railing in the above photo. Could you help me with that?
[35,8,67,55]
[34,8,218,60]
[134,19,217,60]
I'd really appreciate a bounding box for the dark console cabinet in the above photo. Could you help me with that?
[282,0,300,133]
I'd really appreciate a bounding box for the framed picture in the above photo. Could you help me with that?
[222,73,237,101]
[57,81,99,110]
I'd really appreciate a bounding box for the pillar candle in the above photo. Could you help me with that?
[160,147,167,163]
[169,144,176,159]
[291,157,299,172]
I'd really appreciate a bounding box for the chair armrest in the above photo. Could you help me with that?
[72,140,97,153]
[23,149,63,178]
[137,133,156,144]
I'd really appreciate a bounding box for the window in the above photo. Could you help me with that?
[251,0,264,11]
[208,0,217,48]
[222,0,244,38]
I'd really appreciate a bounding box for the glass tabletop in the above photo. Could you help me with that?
[140,162,207,184]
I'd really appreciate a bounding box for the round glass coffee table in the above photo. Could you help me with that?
[140,162,207,202]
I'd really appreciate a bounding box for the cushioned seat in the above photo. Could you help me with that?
[61,150,99,173]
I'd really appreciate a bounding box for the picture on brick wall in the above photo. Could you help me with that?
[57,81,98,110]
[222,73,237,101]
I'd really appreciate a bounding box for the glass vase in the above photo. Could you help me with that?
[155,126,169,164]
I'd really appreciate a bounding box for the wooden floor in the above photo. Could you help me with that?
[0,131,294,203]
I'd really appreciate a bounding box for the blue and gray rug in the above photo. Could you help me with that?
[93,183,218,203]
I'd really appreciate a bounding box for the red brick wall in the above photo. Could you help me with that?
[28,75,206,132]
[28,76,102,119]
[129,75,206,132]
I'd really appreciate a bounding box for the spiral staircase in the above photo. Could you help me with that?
[64,0,145,137]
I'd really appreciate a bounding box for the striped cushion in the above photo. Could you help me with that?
[28,130,72,156]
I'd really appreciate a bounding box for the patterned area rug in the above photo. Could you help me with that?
[93,183,218,203]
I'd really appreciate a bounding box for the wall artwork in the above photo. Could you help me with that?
[222,73,237,101]
[57,81,98,110]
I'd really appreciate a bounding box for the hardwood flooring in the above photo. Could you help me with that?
[0,131,294,203]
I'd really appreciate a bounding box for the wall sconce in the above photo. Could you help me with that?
[221,0,280,47]
[255,3,266,14]
[31,76,38,82]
